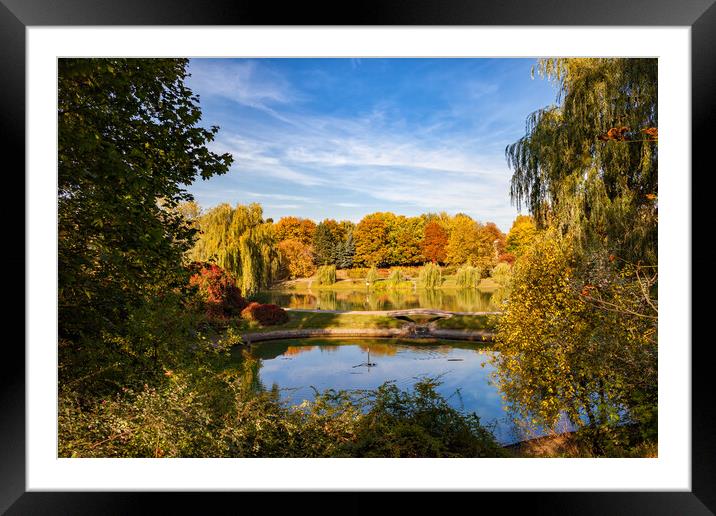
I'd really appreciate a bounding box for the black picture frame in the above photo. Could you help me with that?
[2,0,710,513]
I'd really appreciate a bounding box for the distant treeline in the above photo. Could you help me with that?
[180,201,537,294]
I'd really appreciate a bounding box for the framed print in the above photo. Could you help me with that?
[3,0,712,513]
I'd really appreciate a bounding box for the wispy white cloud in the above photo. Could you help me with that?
[187,60,303,122]
[186,59,547,231]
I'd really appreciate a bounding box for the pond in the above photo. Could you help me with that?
[255,287,501,312]
[228,338,565,445]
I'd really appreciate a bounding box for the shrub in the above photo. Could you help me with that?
[346,268,368,279]
[418,263,442,289]
[385,269,403,289]
[455,265,482,289]
[491,262,512,286]
[366,266,379,285]
[188,262,247,319]
[241,302,289,326]
[314,264,337,286]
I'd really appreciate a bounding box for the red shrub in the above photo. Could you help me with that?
[498,252,517,265]
[240,302,289,326]
[188,262,247,319]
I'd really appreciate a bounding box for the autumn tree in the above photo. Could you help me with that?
[354,213,391,267]
[444,215,493,269]
[482,222,507,260]
[58,58,233,339]
[389,216,425,266]
[277,239,316,279]
[421,221,448,264]
[505,215,537,256]
[492,233,656,450]
[499,58,658,451]
[274,216,316,246]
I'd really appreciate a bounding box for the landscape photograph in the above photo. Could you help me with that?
[58,57,658,458]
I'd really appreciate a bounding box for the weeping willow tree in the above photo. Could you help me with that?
[190,203,278,296]
[506,58,657,265]
[495,59,658,454]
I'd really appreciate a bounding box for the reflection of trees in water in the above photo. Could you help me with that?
[261,287,496,311]
[451,289,494,312]
[284,346,316,356]
[418,288,444,310]
[238,349,264,395]
[358,343,398,357]
[317,290,337,311]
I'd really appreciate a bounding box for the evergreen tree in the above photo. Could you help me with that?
[313,221,339,266]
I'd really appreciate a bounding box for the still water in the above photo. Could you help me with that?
[230,338,533,445]
[255,288,501,312]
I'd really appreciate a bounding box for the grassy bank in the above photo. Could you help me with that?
[241,311,405,334]
[241,310,497,334]
[433,314,497,331]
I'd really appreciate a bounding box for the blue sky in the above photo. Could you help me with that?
[185,58,557,232]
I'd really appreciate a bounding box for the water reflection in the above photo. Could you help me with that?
[229,338,530,444]
[256,287,499,312]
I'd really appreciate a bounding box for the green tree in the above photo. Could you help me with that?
[390,216,425,266]
[313,220,340,265]
[418,263,442,290]
[58,58,232,339]
[506,58,657,264]
[336,229,356,269]
[190,203,277,296]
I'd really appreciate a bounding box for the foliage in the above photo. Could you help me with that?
[365,266,379,285]
[313,220,341,266]
[189,203,278,296]
[58,58,232,340]
[335,229,356,269]
[338,379,505,458]
[60,374,504,458]
[314,264,337,286]
[506,58,657,264]
[277,238,316,279]
[490,262,512,287]
[353,213,390,267]
[455,265,482,289]
[385,269,404,289]
[491,232,657,451]
[188,262,247,320]
[421,220,449,264]
[498,252,517,265]
[240,302,289,326]
[506,215,537,257]
[418,262,442,289]
[273,216,316,246]
[388,215,425,266]
[444,214,494,269]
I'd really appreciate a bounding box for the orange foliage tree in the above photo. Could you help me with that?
[421,220,448,264]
